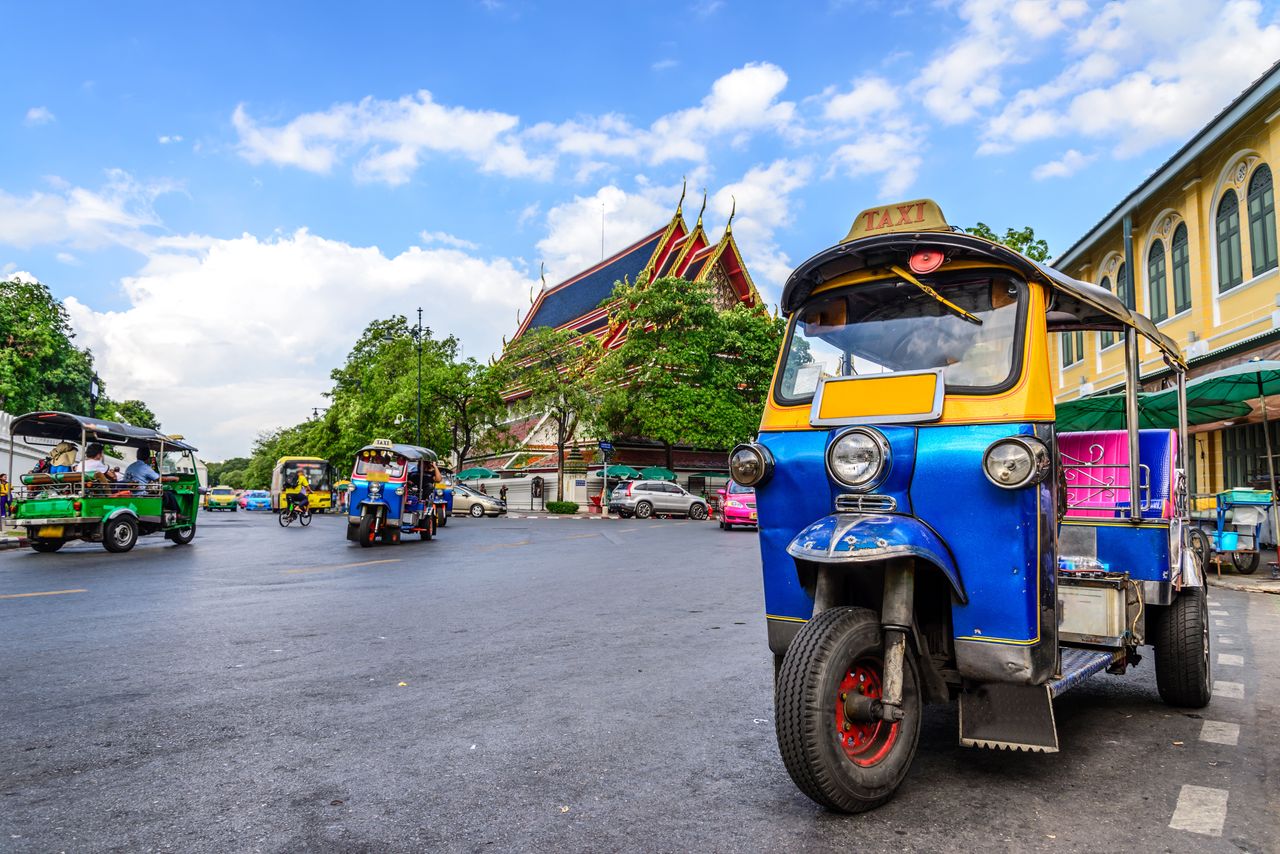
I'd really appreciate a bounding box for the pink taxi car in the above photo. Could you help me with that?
[717,480,757,530]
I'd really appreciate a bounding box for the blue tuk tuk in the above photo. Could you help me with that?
[732,199,1207,813]
[346,439,440,546]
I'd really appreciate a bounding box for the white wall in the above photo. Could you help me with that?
[0,410,47,476]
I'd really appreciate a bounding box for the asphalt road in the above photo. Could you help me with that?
[1,511,1277,853]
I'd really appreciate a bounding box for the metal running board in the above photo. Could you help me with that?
[1048,648,1121,698]
[959,683,1058,753]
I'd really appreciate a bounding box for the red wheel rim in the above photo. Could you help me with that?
[367,525,376,543]
[835,658,899,767]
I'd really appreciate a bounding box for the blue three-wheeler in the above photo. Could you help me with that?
[345,439,440,547]
[731,199,1208,813]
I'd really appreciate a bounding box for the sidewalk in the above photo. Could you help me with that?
[1205,545,1280,595]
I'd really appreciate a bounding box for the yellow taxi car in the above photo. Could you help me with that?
[205,485,239,512]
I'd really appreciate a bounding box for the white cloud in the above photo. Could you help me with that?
[1032,148,1095,179]
[979,0,1280,157]
[652,58,679,72]
[64,230,535,459]
[536,183,677,280]
[829,128,924,198]
[419,230,479,250]
[0,171,178,251]
[710,159,813,292]
[232,91,553,184]
[158,134,184,144]
[55,252,80,265]
[822,77,901,124]
[24,106,55,126]
[648,63,797,163]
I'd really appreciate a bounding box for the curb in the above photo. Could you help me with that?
[0,537,29,551]
[1206,575,1280,595]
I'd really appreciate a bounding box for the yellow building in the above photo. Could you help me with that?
[1051,60,1280,500]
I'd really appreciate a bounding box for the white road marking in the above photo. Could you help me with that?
[1217,653,1244,666]
[1209,609,1229,616]
[1218,636,1235,644]
[1215,619,1230,627]
[1213,680,1244,699]
[1199,720,1240,746]
[1208,599,1220,605]
[1169,785,1228,836]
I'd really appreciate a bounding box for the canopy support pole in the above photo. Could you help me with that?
[1176,370,1190,477]
[1259,377,1279,556]
[1124,329,1143,523]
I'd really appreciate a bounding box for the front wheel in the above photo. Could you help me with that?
[299,509,312,527]
[103,517,138,553]
[1153,587,1211,708]
[278,509,292,528]
[437,507,448,527]
[30,538,64,553]
[470,503,485,518]
[1231,551,1260,574]
[634,501,653,519]
[775,606,922,813]
[688,503,707,521]
[166,524,196,545]
[357,515,378,548]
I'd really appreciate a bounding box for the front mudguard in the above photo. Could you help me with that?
[786,513,967,605]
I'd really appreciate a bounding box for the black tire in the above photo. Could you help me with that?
[1231,551,1259,574]
[470,503,485,518]
[29,539,64,553]
[381,527,400,544]
[719,519,727,530]
[357,515,377,548]
[1152,587,1211,708]
[166,523,196,545]
[1187,527,1211,571]
[102,517,138,553]
[299,509,312,527]
[346,522,360,542]
[278,509,292,528]
[775,606,922,814]
[689,503,708,521]
[635,501,653,519]
[437,508,448,527]
[420,514,433,540]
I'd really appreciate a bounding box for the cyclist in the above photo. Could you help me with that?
[284,471,312,520]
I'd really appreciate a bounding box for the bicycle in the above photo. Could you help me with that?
[278,499,312,527]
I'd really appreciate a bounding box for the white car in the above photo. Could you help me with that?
[451,484,507,518]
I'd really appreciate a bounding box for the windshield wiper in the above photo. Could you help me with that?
[889,264,983,325]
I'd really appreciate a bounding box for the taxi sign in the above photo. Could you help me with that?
[373,438,393,448]
[842,199,950,243]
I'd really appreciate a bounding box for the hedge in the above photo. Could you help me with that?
[546,501,579,514]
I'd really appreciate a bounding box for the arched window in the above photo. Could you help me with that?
[1147,239,1167,322]
[1116,261,1134,311]
[1248,164,1277,276]
[1217,189,1243,291]
[1100,275,1114,348]
[1171,223,1191,314]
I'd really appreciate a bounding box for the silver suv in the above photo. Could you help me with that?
[609,480,708,520]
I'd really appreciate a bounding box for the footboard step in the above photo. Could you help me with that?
[1049,648,1122,698]
[959,682,1058,753]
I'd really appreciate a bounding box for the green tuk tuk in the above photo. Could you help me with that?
[4,412,200,553]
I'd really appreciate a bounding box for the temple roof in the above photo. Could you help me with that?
[516,229,664,337]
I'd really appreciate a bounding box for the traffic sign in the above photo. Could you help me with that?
[598,441,614,454]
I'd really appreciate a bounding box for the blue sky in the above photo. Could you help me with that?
[3,0,1279,458]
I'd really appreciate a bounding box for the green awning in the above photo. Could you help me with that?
[456,467,497,480]
[1055,391,1250,432]
[638,466,676,481]
[592,464,641,479]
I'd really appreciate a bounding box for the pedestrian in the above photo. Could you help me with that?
[499,484,508,503]
[478,483,487,495]
[0,473,9,518]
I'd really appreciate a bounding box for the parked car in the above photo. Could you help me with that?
[609,480,708,520]
[451,484,506,518]
[240,489,272,511]
[717,480,757,529]
[205,485,238,511]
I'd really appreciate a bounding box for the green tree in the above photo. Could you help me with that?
[431,358,506,467]
[594,275,784,460]
[0,278,96,414]
[110,399,161,430]
[503,326,602,501]
[964,223,1051,262]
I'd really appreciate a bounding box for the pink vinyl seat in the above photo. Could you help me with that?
[1058,429,1177,519]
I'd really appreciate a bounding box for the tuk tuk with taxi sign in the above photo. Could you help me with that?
[733,199,1206,813]
[4,411,200,553]
[346,439,440,546]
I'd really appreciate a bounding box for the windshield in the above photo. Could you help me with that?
[160,450,195,475]
[285,460,334,489]
[777,274,1025,403]
[354,450,406,480]
[727,481,754,495]
[212,488,233,495]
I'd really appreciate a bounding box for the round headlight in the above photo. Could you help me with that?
[983,437,1051,489]
[827,428,888,489]
[728,443,774,487]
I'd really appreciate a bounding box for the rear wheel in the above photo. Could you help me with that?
[357,515,378,548]
[166,523,196,545]
[420,513,434,540]
[299,509,312,527]
[1231,551,1259,574]
[381,527,401,545]
[689,503,707,521]
[470,503,485,518]
[775,606,922,813]
[30,539,64,553]
[1187,527,1211,571]
[635,501,653,519]
[1153,587,1211,708]
[437,507,448,527]
[103,517,138,553]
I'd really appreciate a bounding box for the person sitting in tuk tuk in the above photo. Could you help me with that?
[126,448,161,494]
[83,443,119,485]
[49,440,78,473]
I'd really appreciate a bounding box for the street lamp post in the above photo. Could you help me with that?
[415,307,423,448]
[89,373,100,417]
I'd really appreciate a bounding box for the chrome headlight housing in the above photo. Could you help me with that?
[369,482,382,498]
[983,436,1051,489]
[729,443,774,487]
[826,428,889,490]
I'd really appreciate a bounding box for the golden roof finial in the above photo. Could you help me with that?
[696,189,707,229]
[676,177,687,215]
[726,195,736,233]
[540,261,547,291]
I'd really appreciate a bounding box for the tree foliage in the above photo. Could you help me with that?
[0,278,97,414]
[109,399,161,430]
[964,223,1051,262]
[502,325,601,501]
[594,276,784,452]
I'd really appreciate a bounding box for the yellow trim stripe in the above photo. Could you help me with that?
[766,614,808,623]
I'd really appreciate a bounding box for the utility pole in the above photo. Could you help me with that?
[416,306,423,447]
